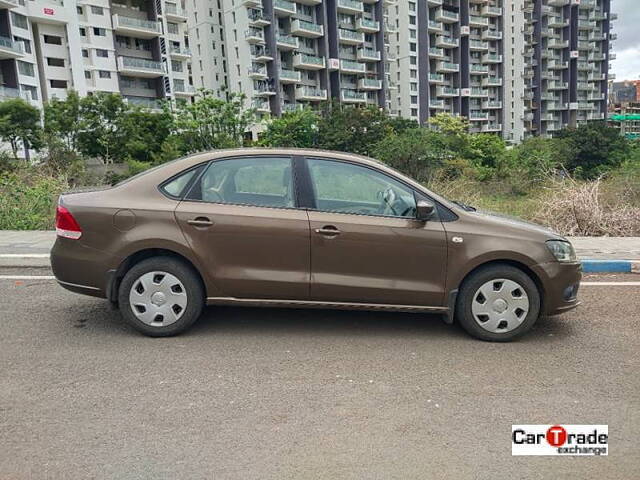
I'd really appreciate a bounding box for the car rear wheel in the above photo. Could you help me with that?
[455,264,541,342]
[118,257,204,337]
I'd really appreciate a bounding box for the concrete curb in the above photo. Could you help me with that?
[581,259,640,274]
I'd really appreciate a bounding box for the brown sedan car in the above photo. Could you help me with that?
[51,149,581,341]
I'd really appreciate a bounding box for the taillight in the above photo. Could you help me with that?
[55,205,82,240]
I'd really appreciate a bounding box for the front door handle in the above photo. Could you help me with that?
[315,226,341,236]
[187,217,213,227]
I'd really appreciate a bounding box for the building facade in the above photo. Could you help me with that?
[0,0,193,110]
[610,80,640,104]
[188,0,389,117]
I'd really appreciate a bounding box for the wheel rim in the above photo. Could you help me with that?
[471,278,529,334]
[129,271,188,327]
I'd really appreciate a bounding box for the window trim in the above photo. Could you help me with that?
[301,156,441,221]
[173,155,303,211]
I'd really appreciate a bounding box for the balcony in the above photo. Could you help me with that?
[481,30,503,41]
[248,9,270,27]
[435,8,459,23]
[428,20,444,33]
[251,46,273,61]
[117,56,165,77]
[547,102,568,111]
[338,28,364,45]
[469,40,489,51]
[482,76,502,87]
[276,34,299,50]
[124,96,163,110]
[588,72,605,81]
[547,80,568,90]
[296,86,327,101]
[254,80,276,96]
[358,78,382,90]
[173,83,196,97]
[482,5,502,16]
[248,64,268,79]
[429,99,446,109]
[274,0,296,16]
[169,45,192,59]
[428,47,445,59]
[482,53,502,63]
[0,36,24,59]
[279,68,301,84]
[482,123,502,132]
[437,86,459,97]
[469,15,489,28]
[470,64,489,74]
[435,35,459,48]
[337,0,364,14]
[341,89,367,103]
[437,61,459,73]
[548,16,569,28]
[357,47,381,62]
[245,28,265,44]
[165,3,187,22]
[354,18,378,34]
[428,73,445,84]
[547,59,568,70]
[112,15,161,39]
[481,100,503,110]
[340,59,366,74]
[290,19,324,38]
[293,53,325,70]
[469,112,489,121]
[548,38,569,49]
[470,87,489,97]
[252,99,271,114]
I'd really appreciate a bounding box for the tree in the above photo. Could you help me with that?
[316,103,393,156]
[77,92,131,163]
[171,89,256,153]
[0,98,42,160]
[428,112,469,137]
[372,128,455,182]
[120,107,173,163]
[44,90,81,152]
[556,122,630,179]
[259,108,319,148]
[466,133,507,171]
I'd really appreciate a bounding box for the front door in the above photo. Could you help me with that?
[174,155,310,300]
[304,158,448,307]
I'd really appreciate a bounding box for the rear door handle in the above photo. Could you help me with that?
[187,217,213,227]
[315,226,341,236]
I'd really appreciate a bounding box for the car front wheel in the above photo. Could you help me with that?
[455,264,541,342]
[118,257,204,337]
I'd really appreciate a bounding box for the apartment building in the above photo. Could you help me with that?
[386,0,613,142]
[0,0,193,110]
[187,0,389,117]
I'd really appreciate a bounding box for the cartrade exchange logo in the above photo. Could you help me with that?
[512,425,608,456]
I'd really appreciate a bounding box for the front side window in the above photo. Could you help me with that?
[186,157,294,209]
[307,158,417,218]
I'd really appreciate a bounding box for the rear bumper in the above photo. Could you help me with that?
[531,261,582,316]
[50,237,116,299]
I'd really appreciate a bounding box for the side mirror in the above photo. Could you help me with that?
[416,199,435,221]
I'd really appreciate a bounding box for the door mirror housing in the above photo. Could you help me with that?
[416,199,435,221]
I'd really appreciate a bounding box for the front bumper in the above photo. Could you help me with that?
[531,260,582,315]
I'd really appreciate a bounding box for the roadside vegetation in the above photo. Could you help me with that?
[0,89,638,235]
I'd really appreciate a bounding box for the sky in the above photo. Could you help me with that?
[610,0,640,81]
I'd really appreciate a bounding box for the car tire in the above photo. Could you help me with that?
[455,264,541,342]
[118,257,204,337]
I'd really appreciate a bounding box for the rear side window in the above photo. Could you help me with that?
[185,156,294,208]
[161,168,199,198]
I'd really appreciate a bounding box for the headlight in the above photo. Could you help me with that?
[546,240,577,263]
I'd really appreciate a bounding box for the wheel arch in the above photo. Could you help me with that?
[107,247,206,304]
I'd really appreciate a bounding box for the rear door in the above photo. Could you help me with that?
[304,157,448,307]
[174,155,310,300]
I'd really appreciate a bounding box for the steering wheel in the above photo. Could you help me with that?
[380,187,399,216]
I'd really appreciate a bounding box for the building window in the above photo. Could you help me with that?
[91,6,104,15]
[79,27,86,36]
[82,49,89,57]
[11,12,28,30]
[98,70,111,79]
[50,79,68,89]
[171,60,183,72]
[96,49,108,58]
[93,28,106,36]
[14,36,30,54]
[84,70,92,79]
[20,84,38,100]
[47,57,65,67]
[167,23,179,35]
[44,35,63,45]
[17,60,34,76]
[76,6,83,14]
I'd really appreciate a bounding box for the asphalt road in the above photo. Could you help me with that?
[0,273,638,479]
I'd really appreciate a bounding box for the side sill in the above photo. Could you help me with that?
[57,279,100,291]
[206,297,448,313]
